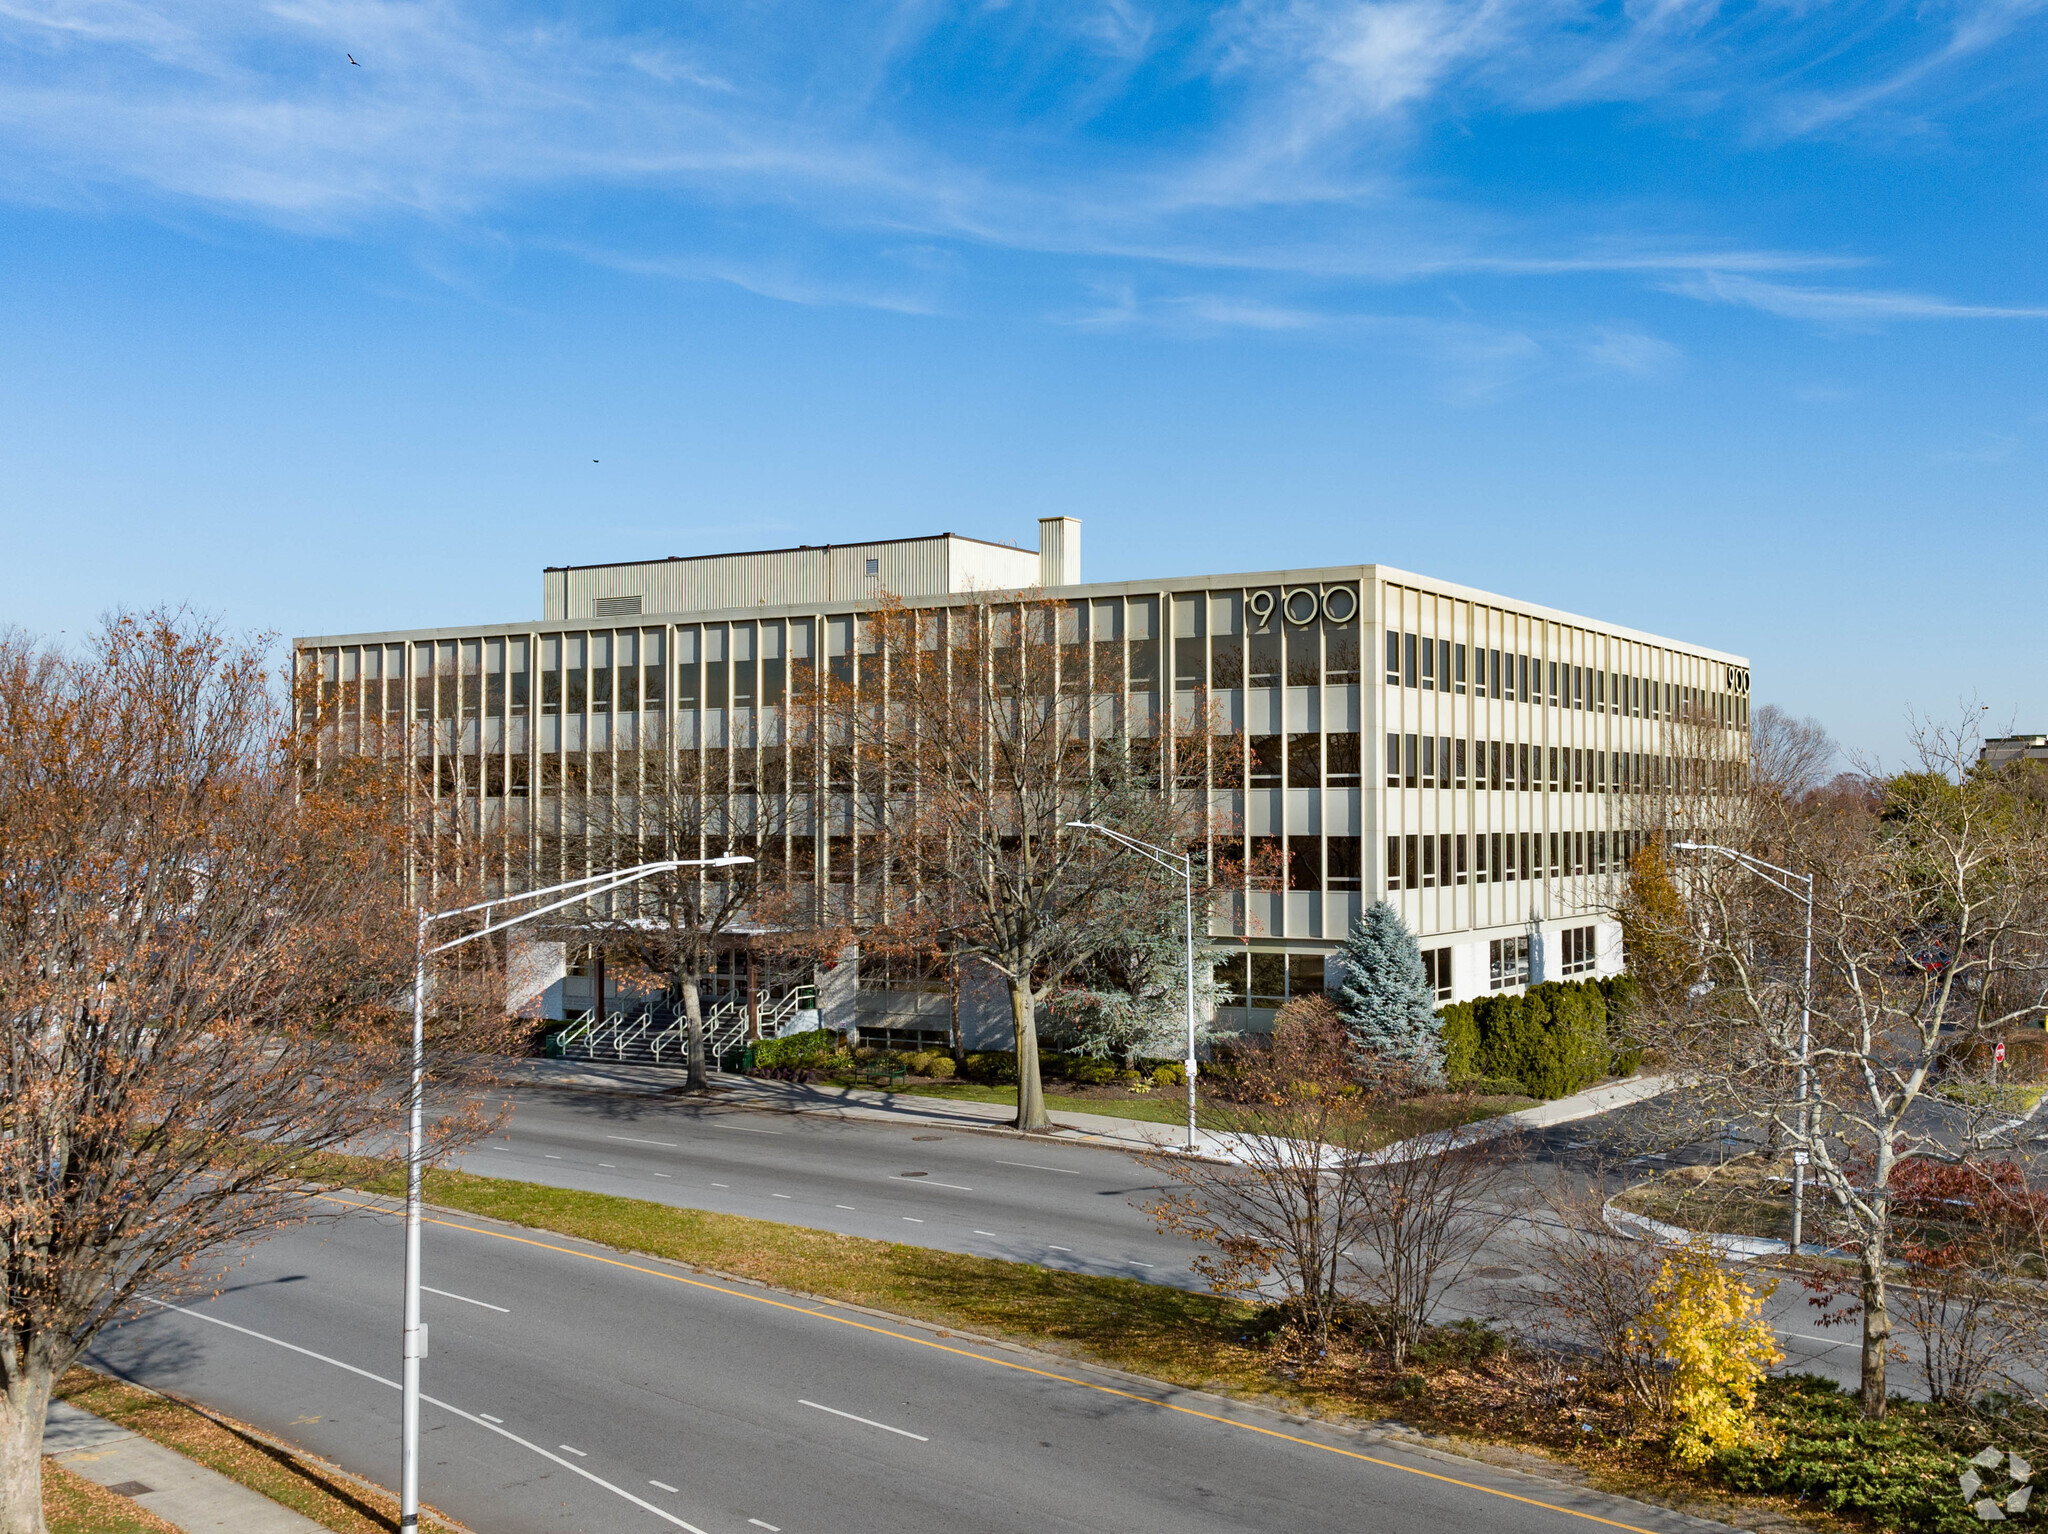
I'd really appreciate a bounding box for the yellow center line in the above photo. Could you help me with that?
[318,1192,1664,1534]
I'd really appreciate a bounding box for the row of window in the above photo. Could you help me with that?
[1385,827,1652,890]
[1386,735,1737,794]
[1385,631,1748,726]
[1215,933,1571,1007]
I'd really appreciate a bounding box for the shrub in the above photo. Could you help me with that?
[1437,977,1613,1099]
[1634,1238,1782,1467]
[752,1030,841,1070]
[926,1055,956,1080]
[907,1050,939,1076]
[1152,1062,1185,1089]
[1437,1002,1479,1080]
[1067,1058,1118,1087]
[962,1051,1018,1085]
[1716,1376,1998,1534]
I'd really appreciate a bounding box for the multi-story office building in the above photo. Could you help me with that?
[296,518,1748,1036]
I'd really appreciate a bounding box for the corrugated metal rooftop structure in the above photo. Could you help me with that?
[541,518,1080,621]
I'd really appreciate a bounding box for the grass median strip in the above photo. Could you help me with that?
[53,1367,468,1534]
[42,1457,183,1534]
[303,1149,1268,1393]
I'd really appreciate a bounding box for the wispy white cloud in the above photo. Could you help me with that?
[1580,325,1683,376]
[1666,272,2048,322]
[0,0,2044,328]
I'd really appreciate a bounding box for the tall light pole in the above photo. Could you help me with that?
[1673,842,1814,1254]
[400,854,752,1529]
[1065,822,1199,1152]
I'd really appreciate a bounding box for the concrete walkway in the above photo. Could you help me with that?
[508,1056,1680,1161]
[44,1399,327,1534]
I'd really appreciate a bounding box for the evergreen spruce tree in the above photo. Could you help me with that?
[1330,900,1445,1086]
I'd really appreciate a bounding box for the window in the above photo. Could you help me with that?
[1386,631,1401,685]
[1422,946,1453,1002]
[1251,735,1282,787]
[1489,936,1530,990]
[1439,833,1453,888]
[1288,733,1321,787]
[1455,738,1467,788]
[1488,648,1502,700]
[1560,924,1598,976]
[1405,834,1421,890]
[1328,836,1363,890]
[1455,833,1468,886]
[1288,953,1327,1001]
[1404,733,1418,788]
[865,557,879,575]
[1421,734,1436,786]
[1489,740,1501,790]
[1420,637,1435,690]
[1422,834,1436,886]
[1174,636,1206,690]
[1249,951,1287,1009]
[1404,632,1418,688]
[1326,732,1361,786]
[1385,732,1401,788]
[1454,643,1467,695]
[1287,835,1321,890]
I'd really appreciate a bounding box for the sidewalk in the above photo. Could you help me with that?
[44,1400,327,1534]
[508,1056,1679,1161]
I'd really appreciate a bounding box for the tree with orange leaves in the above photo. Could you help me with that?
[0,614,504,1534]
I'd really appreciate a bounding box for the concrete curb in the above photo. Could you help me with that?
[510,1058,1682,1166]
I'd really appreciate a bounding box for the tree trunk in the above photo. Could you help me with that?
[949,956,965,1068]
[1010,977,1049,1132]
[0,1358,56,1534]
[681,973,708,1091]
[1859,1233,1891,1417]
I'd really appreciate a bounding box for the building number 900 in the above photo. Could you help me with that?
[1247,585,1357,630]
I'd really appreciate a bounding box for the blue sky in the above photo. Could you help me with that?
[3,0,2044,765]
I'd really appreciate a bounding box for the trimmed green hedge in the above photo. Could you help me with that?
[1436,975,1640,1100]
[751,1029,846,1069]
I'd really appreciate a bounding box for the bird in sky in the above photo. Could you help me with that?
[592,458,600,463]
[347,54,360,65]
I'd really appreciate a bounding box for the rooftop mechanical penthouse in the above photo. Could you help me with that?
[296,517,1748,1040]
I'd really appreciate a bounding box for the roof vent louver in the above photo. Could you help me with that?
[592,595,644,618]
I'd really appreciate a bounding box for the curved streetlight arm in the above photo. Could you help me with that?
[424,855,754,957]
[1065,821,1201,1153]
[1673,841,1812,899]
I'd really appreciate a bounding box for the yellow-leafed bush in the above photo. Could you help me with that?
[1634,1238,1784,1466]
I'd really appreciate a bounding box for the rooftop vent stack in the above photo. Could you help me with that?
[1038,517,1081,589]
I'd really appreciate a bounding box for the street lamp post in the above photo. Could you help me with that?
[400,854,752,1529]
[1673,841,1814,1254]
[1065,822,1198,1152]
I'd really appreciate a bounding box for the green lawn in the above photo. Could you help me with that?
[819,1075,1538,1141]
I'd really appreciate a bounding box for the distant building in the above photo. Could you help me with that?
[1981,735,2048,771]
[296,518,1747,1041]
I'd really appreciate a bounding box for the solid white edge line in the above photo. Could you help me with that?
[651,1479,680,1493]
[798,1399,929,1441]
[560,1444,587,1456]
[711,1123,783,1134]
[139,1298,710,1533]
[997,1161,1081,1174]
[605,1135,681,1148]
[421,1286,511,1313]
[479,1414,504,1424]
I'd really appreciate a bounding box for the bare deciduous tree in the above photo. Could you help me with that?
[1141,1002,1377,1351]
[1347,1133,1517,1369]
[809,594,1234,1131]
[0,615,504,1534]
[1637,717,2048,1417]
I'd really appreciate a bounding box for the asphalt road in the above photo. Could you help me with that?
[448,1084,1876,1392]
[87,1192,1740,1534]
[452,1088,1204,1284]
